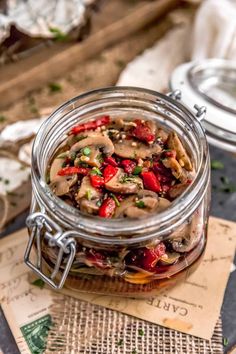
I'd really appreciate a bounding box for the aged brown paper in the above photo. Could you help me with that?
[0,216,235,350]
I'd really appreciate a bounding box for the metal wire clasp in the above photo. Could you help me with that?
[25,212,76,289]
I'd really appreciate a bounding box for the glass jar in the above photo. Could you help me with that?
[25,87,211,297]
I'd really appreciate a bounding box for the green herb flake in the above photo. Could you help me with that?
[138,329,144,336]
[211,160,224,170]
[96,200,102,207]
[90,167,102,176]
[48,82,62,93]
[111,193,120,207]
[0,115,7,123]
[83,147,91,156]
[4,179,10,185]
[135,200,145,209]
[10,202,17,207]
[132,350,137,354]
[85,189,92,201]
[117,339,123,346]
[133,166,142,175]
[31,278,45,289]
[223,337,228,346]
[49,27,69,41]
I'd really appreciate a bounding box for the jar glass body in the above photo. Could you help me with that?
[27,87,211,297]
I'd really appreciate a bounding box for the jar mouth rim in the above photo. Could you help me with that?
[32,86,209,240]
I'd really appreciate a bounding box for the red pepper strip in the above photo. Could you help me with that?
[141,171,161,193]
[163,150,177,159]
[103,164,118,183]
[120,159,136,174]
[58,166,89,176]
[90,175,105,188]
[132,119,155,143]
[99,197,116,218]
[70,115,110,135]
[103,156,118,167]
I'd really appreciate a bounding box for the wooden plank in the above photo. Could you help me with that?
[0,0,180,109]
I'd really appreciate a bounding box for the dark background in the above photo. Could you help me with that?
[0,145,235,354]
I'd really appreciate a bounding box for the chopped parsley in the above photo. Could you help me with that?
[135,200,145,209]
[4,179,10,185]
[90,167,102,176]
[111,193,120,207]
[10,202,17,207]
[211,160,224,170]
[132,350,137,354]
[48,82,62,93]
[49,27,69,41]
[96,200,102,207]
[120,174,136,184]
[117,339,123,346]
[223,337,228,346]
[31,278,45,289]
[85,189,92,200]
[83,147,91,156]
[133,166,142,175]
[138,329,144,336]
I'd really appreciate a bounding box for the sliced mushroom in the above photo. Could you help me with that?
[167,132,193,171]
[170,207,203,253]
[156,197,171,212]
[162,157,187,182]
[82,146,101,168]
[114,190,168,218]
[76,176,101,200]
[157,128,168,143]
[105,168,143,194]
[114,139,161,159]
[50,174,77,196]
[169,183,189,199]
[49,152,69,181]
[70,132,114,156]
[159,252,180,265]
[76,176,102,214]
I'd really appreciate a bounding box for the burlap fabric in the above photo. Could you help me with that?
[45,295,223,354]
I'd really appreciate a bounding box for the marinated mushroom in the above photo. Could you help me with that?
[70,132,114,156]
[49,152,68,181]
[50,174,77,196]
[114,139,161,159]
[167,132,193,171]
[105,168,143,194]
[171,208,203,253]
[76,176,102,215]
[169,182,189,199]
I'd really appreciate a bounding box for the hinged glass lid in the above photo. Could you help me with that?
[170,59,236,153]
